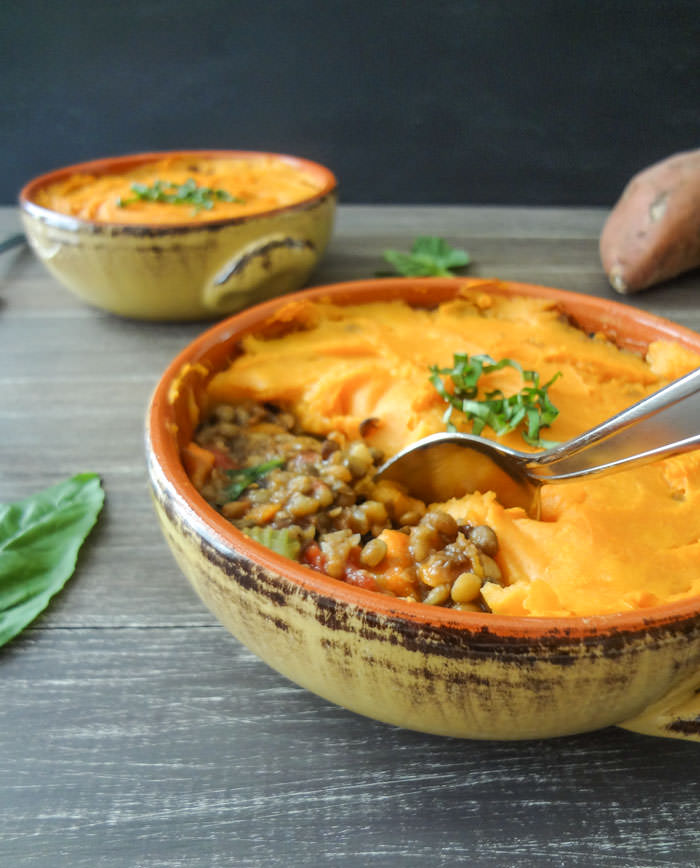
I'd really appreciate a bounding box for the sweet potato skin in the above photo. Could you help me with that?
[600,148,700,293]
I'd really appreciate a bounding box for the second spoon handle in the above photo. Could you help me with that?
[529,367,700,481]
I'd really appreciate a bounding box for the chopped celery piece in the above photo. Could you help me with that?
[242,526,302,561]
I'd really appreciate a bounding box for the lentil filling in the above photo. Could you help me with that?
[188,400,503,610]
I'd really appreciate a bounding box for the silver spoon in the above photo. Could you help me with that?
[376,366,700,518]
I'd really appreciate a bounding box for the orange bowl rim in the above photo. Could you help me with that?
[19,149,338,232]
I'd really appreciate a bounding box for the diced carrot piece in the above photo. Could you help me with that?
[302,542,325,571]
[380,571,417,598]
[370,530,417,597]
[245,503,280,524]
[374,529,413,570]
[343,562,379,592]
[182,442,216,489]
[209,447,236,470]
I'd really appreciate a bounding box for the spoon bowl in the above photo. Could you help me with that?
[376,432,541,514]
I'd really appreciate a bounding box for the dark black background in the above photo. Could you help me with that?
[4,0,698,205]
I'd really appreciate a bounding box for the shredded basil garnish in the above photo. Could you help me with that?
[117,178,244,213]
[429,353,561,448]
[222,459,285,501]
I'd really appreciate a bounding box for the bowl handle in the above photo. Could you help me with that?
[617,669,700,741]
[203,233,319,314]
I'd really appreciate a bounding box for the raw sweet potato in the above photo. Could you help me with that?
[600,148,700,293]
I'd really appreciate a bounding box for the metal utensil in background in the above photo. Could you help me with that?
[0,233,26,255]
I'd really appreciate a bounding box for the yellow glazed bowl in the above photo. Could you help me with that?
[19,150,337,320]
[146,277,700,741]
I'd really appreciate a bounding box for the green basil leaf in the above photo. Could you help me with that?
[383,249,437,276]
[0,473,104,647]
[383,236,471,277]
[412,236,471,271]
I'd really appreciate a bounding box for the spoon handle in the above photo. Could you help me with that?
[530,367,700,481]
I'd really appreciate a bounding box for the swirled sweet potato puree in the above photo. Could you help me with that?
[200,285,700,618]
[34,155,325,223]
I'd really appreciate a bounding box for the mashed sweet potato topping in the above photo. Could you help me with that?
[202,287,700,618]
[34,155,326,223]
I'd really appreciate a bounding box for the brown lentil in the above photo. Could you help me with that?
[467,524,500,558]
[360,537,388,567]
[450,571,483,604]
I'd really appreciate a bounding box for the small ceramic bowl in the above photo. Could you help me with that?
[146,277,700,741]
[19,150,337,320]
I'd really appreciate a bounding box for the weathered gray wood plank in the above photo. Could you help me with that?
[1,629,699,868]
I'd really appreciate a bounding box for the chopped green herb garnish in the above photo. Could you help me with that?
[383,236,471,277]
[429,354,561,448]
[222,459,285,502]
[117,178,244,213]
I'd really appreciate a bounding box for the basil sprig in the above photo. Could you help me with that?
[429,353,561,448]
[0,474,104,647]
[117,178,244,213]
[383,236,471,277]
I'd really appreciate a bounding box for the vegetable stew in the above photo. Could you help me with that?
[186,401,503,610]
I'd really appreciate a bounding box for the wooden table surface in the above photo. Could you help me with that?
[1,204,699,868]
